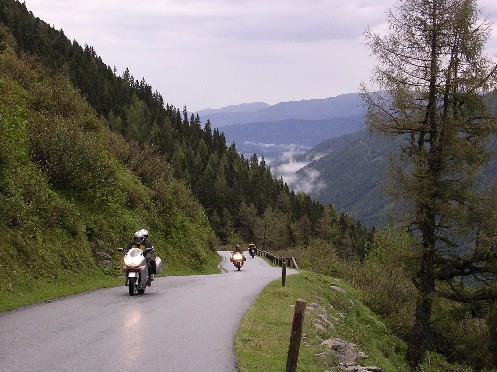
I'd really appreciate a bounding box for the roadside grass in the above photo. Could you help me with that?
[235,270,410,372]
[0,252,222,312]
[164,251,222,276]
[0,271,122,312]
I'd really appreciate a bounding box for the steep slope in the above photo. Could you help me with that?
[300,128,497,227]
[296,130,399,227]
[1,0,373,290]
[0,28,216,309]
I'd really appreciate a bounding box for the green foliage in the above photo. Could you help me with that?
[276,239,341,277]
[430,299,494,369]
[417,351,475,372]
[347,227,497,369]
[0,26,217,311]
[1,0,372,257]
[29,117,116,201]
[348,228,417,339]
[362,0,497,367]
[235,271,409,371]
[0,27,6,53]
[227,231,243,247]
[274,231,497,369]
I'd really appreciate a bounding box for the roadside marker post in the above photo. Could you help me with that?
[282,261,287,286]
[286,299,307,372]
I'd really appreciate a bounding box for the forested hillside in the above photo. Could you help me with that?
[0,0,371,307]
[301,123,497,228]
[298,129,400,227]
[2,0,497,369]
[0,18,219,309]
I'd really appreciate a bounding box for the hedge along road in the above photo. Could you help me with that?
[0,251,297,372]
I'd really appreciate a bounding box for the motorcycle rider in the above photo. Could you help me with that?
[140,229,153,247]
[126,230,155,285]
[140,229,156,284]
[125,230,149,251]
[248,242,257,257]
[231,244,246,261]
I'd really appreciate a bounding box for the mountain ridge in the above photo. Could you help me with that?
[196,102,270,116]
[196,93,365,127]
[220,114,365,148]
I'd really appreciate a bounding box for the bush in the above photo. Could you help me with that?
[28,112,117,201]
[345,228,417,337]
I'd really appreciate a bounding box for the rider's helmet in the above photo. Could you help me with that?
[235,244,241,251]
[140,229,149,240]
[133,230,144,244]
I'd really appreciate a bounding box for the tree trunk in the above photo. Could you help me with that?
[407,272,434,367]
[407,227,436,368]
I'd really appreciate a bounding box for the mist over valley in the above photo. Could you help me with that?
[198,93,497,228]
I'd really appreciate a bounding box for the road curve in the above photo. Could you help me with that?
[0,251,296,372]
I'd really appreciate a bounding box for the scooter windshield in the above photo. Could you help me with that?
[128,248,143,257]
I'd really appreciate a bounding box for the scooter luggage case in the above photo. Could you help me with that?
[154,257,163,274]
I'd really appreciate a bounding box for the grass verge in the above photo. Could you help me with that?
[235,270,409,372]
[0,272,122,312]
[0,252,222,312]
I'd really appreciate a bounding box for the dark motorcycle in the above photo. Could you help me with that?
[248,245,256,258]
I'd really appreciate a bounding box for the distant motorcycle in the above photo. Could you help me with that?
[248,244,256,258]
[230,251,246,271]
[117,247,162,296]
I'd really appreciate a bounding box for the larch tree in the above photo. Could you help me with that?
[361,0,497,368]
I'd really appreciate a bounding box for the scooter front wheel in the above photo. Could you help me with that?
[128,278,137,296]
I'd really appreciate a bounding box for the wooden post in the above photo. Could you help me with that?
[286,299,307,372]
[282,261,287,286]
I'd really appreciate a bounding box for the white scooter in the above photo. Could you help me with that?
[117,247,162,296]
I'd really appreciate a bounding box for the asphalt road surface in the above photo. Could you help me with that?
[0,251,296,372]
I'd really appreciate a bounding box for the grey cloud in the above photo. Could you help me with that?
[68,0,394,44]
[23,0,497,111]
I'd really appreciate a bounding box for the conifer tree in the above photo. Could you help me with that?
[361,0,497,367]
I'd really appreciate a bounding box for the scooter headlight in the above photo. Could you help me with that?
[233,253,243,260]
[124,255,143,267]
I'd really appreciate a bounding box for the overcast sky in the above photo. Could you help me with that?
[23,0,497,112]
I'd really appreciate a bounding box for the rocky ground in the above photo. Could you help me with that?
[298,285,384,372]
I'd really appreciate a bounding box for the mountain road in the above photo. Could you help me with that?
[0,251,297,372]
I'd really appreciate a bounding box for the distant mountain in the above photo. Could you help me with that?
[196,102,270,116]
[220,114,365,154]
[198,92,497,228]
[295,130,400,227]
[196,93,365,128]
[297,129,497,228]
[196,93,366,165]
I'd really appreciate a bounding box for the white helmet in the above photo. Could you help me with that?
[140,229,149,239]
[133,230,144,244]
